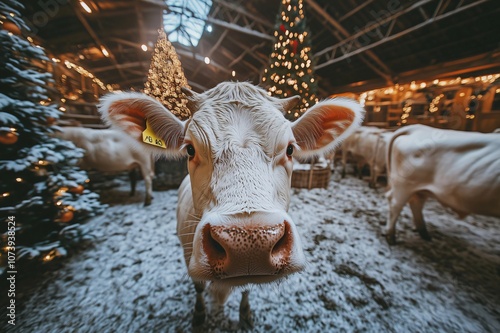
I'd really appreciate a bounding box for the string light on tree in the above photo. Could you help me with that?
[262,0,318,120]
[143,29,191,120]
[63,60,111,92]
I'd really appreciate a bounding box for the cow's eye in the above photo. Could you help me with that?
[186,144,195,157]
[286,144,294,157]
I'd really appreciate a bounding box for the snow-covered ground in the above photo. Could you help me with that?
[3,170,500,333]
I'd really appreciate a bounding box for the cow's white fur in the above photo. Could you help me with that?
[99,81,364,326]
[341,127,393,187]
[99,91,187,159]
[385,124,500,244]
[56,126,154,205]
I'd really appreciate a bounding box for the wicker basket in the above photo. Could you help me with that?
[291,165,331,189]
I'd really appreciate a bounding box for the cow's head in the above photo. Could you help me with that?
[100,82,363,287]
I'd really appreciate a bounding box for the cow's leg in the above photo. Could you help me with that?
[341,151,347,178]
[369,165,377,188]
[356,162,364,179]
[192,281,206,330]
[139,167,153,206]
[409,193,431,241]
[385,188,410,245]
[129,168,137,196]
[239,290,253,329]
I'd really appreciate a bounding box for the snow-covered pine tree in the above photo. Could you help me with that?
[0,0,104,273]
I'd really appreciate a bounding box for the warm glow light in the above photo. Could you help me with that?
[101,46,109,57]
[63,60,110,91]
[231,70,236,77]
[80,1,92,13]
[16,178,22,182]
[141,44,148,52]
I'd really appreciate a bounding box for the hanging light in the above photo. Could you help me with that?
[101,46,109,57]
[79,1,92,13]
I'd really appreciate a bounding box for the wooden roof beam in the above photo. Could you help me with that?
[306,0,394,84]
[176,47,232,75]
[71,1,129,83]
[315,0,489,70]
[333,50,500,93]
[191,29,229,78]
[206,17,273,41]
[93,61,146,73]
[339,0,375,22]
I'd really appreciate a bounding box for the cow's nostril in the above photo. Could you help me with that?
[271,222,292,258]
[202,224,226,261]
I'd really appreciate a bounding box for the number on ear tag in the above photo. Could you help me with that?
[142,120,166,149]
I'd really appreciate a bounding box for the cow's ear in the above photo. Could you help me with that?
[292,98,364,158]
[99,92,186,158]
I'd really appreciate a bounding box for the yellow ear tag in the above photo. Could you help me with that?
[142,120,166,149]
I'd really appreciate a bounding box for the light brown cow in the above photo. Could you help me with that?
[385,124,500,244]
[99,82,364,329]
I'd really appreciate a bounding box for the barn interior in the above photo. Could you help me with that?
[14,0,500,131]
[2,1,500,332]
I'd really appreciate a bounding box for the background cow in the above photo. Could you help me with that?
[368,131,393,188]
[385,124,500,244]
[98,82,363,329]
[341,126,391,188]
[56,127,154,206]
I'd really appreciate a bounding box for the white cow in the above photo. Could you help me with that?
[98,82,363,329]
[365,131,393,188]
[385,124,500,244]
[56,127,154,206]
[341,126,384,181]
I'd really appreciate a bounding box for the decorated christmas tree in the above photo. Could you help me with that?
[262,0,318,120]
[0,0,104,272]
[144,29,191,120]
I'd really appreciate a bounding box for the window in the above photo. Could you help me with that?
[163,0,212,47]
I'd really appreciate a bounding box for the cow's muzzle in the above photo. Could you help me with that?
[201,221,296,279]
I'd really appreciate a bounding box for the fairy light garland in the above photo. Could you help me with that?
[63,60,112,92]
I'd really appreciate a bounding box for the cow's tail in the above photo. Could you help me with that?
[385,125,417,188]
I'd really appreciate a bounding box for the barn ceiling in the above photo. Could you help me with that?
[19,0,500,97]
